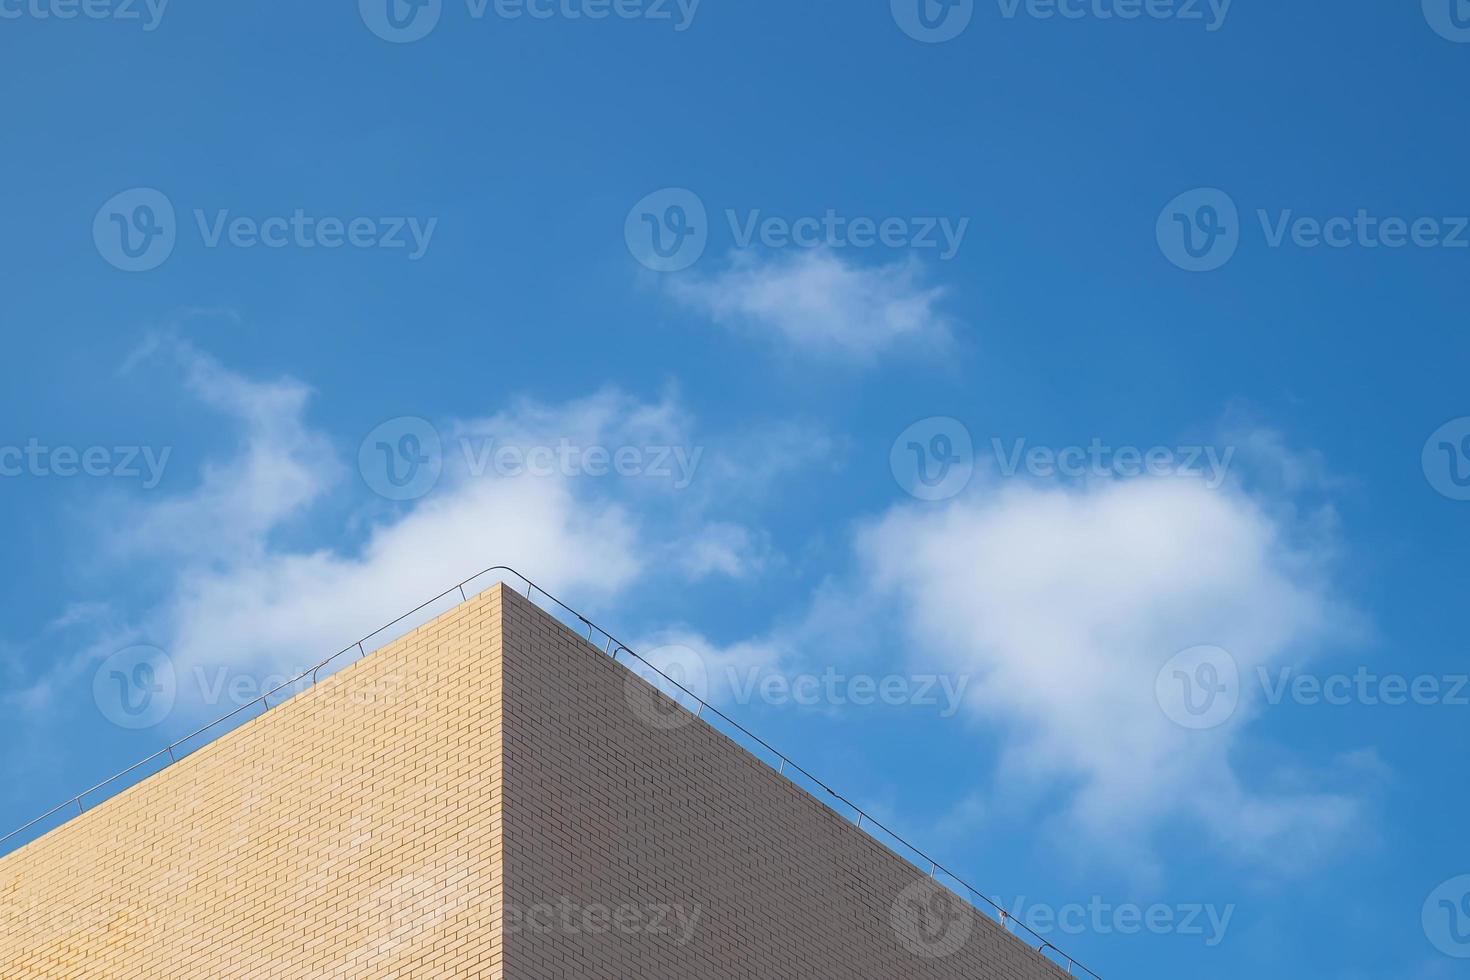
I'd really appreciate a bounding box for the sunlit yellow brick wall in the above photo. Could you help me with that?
[0,585,509,979]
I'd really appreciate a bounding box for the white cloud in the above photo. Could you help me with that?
[111,343,341,562]
[162,475,644,685]
[854,472,1368,876]
[667,249,953,362]
[38,347,807,719]
[15,338,1369,891]
[673,522,770,580]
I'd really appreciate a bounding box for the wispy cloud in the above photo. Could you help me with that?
[111,342,341,563]
[667,249,954,362]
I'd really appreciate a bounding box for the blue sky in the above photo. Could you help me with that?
[2,1,1469,976]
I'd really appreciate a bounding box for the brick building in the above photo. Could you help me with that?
[0,582,1075,978]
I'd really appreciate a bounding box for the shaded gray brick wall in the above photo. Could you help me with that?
[499,587,1068,980]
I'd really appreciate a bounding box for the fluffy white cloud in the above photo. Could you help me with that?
[667,249,952,362]
[47,345,793,717]
[855,473,1366,875]
[161,475,644,685]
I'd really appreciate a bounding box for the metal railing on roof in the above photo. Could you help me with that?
[0,564,1104,979]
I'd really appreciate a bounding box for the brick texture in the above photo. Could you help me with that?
[0,583,1071,980]
[497,586,1067,980]
[0,588,506,979]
